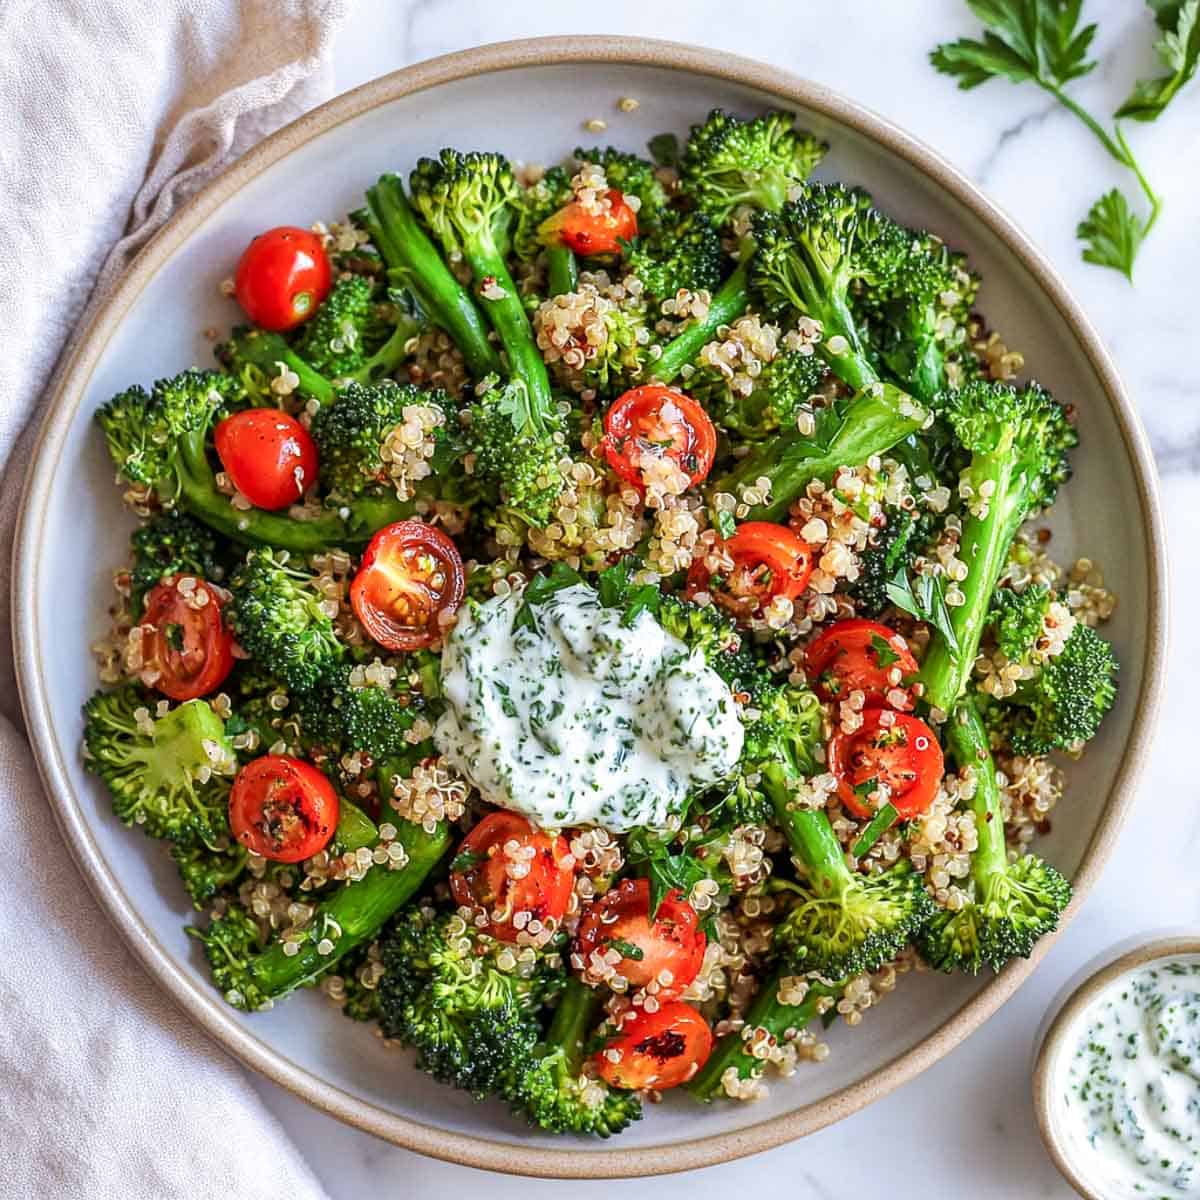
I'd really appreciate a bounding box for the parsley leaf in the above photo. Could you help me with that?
[1116,0,1200,120]
[1077,188,1146,280]
[930,0,1098,91]
[514,562,583,632]
[885,567,961,656]
[869,633,901,669]
[714,509,737,540]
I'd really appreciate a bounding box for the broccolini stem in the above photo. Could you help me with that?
[335,798,379,853]
[241,820,451,1002]
[917,446,1025,713]
[763,763,853,896]
[707,382,927,522]
[546,245,578,297]
[945,698,1008,888]
[544,977,601,1074]
[365,176,502,379]
[687,967,839,1101]
[226,331,335,407]
[651,260,751,383]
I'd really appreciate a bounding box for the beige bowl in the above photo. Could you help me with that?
[1033,937,1200,1199]
[12,36,1168,1177]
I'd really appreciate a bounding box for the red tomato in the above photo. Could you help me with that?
[233,225,331,331]
[595,1001,714,1091]
[574,878,706,996]
[686,521,813,622]
[804,619,919,708]
[214,409,319,511]
[138,577,234,701]
[229,755,339,863]
[602,385,717,493]
[543,189,638,256]
[350,520,465,652]
[448,811,575,942]
[829,709,944,820]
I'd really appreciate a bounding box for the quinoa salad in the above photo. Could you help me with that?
[85,107,1119,1135]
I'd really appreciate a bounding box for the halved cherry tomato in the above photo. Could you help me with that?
[804,619,918,708]
[542,189,638,257]
[595,1001,714,1091]
[350,520,465,651]
[686,521,813,621]
[602,385,717,493]
[574,878,706,996]
[214,409,319,511]
[449,811,575,942]
[233,225,331,331]
[829,709,944,820]
[138,577,234,701]
[229,754,339,863]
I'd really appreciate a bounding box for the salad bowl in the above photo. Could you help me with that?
[12,36,1167,1177]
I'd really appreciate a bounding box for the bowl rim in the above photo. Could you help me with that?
[12,34,1168,1179]
[1031,937,1200,1199]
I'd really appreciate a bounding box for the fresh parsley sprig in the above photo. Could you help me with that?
[932,0,1198,280]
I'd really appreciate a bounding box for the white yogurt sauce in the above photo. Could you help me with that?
[433,582,744,832]
[1054,955,1200,1198]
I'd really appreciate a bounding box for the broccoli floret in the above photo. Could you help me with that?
[129,510,224,618]
[96,369,411,552]
[377,907,562,1099]
[746,683,932,978]
[850,504,940,617]
[310,380,457,500]
[706,381,929,523]
[463,375,566,528]
[919,697,1070,973]
[228,548,344,693]
[409,151,553,415]
[574,146,670,228]
[989,584,1055,660]
[215,327,337,407]
[509,978,642,1136]
[625,208,723,304]
[918,379,1078,712]
[83,684,234,848]
[292,274,419,382]
[996,623,1119,754]
[363,174,502,379]
[655,592,772,701]
[170,841,248,909]
[691,345,828,442]
[680,109,827,226]
[192,820,452,1010]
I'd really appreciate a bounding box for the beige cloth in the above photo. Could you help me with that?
[0,2,353,1196]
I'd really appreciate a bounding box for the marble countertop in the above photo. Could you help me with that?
[251,3,1200,1196]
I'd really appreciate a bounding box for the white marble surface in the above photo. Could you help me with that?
[249,3,1200,1195]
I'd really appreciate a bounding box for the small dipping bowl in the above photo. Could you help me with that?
[1034,936,1200,1199]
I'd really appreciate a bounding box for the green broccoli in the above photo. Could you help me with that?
[408,150,553,415]
[215,326,337,408]
[228,548,344,693]
[192,820,452,1010]
[850,504,940,618]
[918,696,1071,973]
[170,841,249,909]
[690,345,828,441]
[680,109,827,226]
[509,978,642,1136]
[918,379,1078,713]
[625,207,723,305]
[83,683,234,848]
[746,684,932,978]
[129,510,224,618]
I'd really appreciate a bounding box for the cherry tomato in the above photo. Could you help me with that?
[602,385,717,493]
[449,811,575,942]
[686,521,813,622]
[574,878,706,996]
[229,754,339,863]
[214,409,319,511]
[595,1001,714,1091]
[138,577,234,701]
[350,520,465,652]
[829,709,944,820]
[804,619,919,708]
[233,225,331,331]
[542,189,638,257]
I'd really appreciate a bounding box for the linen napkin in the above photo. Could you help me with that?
[0,2,354,1196]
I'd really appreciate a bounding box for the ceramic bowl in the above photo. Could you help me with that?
[12,36,1168,1178]
[1033,936,1200,1198]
